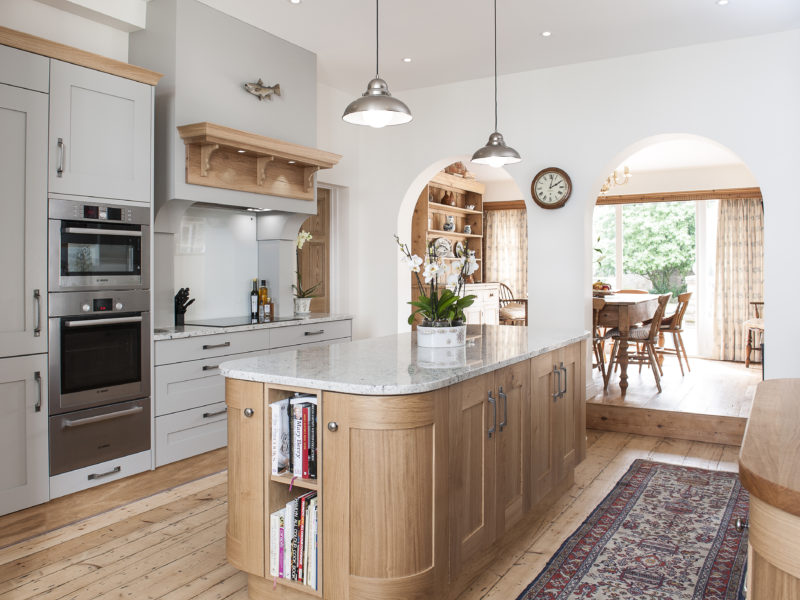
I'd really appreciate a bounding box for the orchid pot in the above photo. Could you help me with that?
[416,324,467,348]
[294,297,312,315]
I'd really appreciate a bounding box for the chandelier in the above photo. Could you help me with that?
[600,166,632,195]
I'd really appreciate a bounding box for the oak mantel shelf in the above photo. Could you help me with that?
[177,122,342,201]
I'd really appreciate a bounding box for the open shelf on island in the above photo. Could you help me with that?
[271,472,319,491]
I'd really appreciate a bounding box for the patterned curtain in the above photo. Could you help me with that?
[484,209,528,297]
[712,198,763,361]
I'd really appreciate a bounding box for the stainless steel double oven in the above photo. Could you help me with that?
[48,199,151,478]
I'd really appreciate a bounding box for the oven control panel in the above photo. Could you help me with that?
[49,198,150,226]
[50,290,149,317]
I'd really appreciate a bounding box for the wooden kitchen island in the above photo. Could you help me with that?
[221,326,588,599]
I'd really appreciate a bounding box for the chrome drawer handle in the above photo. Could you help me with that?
[88,466,121,481]
[203,342,231,350]
[202,365,220,371]
[33,289,42,337]
[63,405,143,428]
[57,137,65,177]
[203,409,227,418]
[304,330,325,336]
[34,371,42,413]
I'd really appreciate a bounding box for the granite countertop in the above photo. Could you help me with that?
[220,325,589,395]
[153,313,353,341]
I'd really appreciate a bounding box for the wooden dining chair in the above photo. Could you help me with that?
[656,291,692,375]
[606,294,670,393]
[744,301,764,368]
[592,298,608,386]
[498,283,528,326]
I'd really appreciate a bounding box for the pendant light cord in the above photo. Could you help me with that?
[376,0,380,78]
[493,0,498,132]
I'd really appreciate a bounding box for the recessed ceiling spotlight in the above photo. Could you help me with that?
[716,0,728,5]
[287,160,296,164]
[237,149,245,154]
[289,0,301,4]
[541,31,552,37]
[402,57,412,63]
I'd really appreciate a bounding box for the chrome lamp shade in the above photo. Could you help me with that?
[471,131,521,167]
[342,78,413,128]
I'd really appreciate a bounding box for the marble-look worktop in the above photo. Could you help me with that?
[153,313,353,341]
[220,325,588,395]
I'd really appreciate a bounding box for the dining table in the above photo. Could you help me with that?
[596,293,661,397]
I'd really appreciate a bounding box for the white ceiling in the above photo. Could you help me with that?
[199,0,800,93]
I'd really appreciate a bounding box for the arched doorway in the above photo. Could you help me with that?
[396,158,526,332]
[587,134,765,445]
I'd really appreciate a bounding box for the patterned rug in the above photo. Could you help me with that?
[516,459,749,600]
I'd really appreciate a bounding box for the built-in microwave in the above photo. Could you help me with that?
[49,198,150,291]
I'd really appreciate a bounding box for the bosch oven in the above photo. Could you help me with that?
[49,198,150,291]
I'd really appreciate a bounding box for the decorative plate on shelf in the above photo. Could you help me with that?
[454,241,465,258]
[433,237,452,257]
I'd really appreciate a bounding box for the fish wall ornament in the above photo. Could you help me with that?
[243,79,282,101]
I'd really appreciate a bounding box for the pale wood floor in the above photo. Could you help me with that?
[591,356,760,418]
[0,432,740,600]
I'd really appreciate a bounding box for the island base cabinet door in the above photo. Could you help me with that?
[448,372,497,582]
[557,342,585,477]
[495,361,531,536]
[324,390,448,600]
[0,355,48,516]
[225,379,265,577]
[531,353,557,505]
[48,60,152,203]
[0,83,48,359]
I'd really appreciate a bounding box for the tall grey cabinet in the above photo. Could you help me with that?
[0,47,50,515]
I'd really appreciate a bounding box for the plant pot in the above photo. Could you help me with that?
[294,297,312,315]
[416,324,466,348]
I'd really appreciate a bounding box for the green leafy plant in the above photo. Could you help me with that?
[396,235,477,326]
[293,230,322,298]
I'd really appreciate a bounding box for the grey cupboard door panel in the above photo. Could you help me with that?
[0,45,49,93]
[0,83,48,358]
[0,354,49,516]
[48,60,151,203]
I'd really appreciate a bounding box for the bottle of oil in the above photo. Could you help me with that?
[250,279,259,323]
[258,280,270,322]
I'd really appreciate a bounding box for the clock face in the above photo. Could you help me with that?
[531,168,572,209]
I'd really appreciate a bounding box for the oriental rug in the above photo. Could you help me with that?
[516,459,749,600]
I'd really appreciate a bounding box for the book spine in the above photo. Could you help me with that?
[278,515,285,579]
[309,403,317,479]
[269,511,279,577]
[284,499,296,580]
[302,406,310,479]
[298,494,307,582]
[291,497,301,580]
[293,406,304,478]
[270,404,280,475]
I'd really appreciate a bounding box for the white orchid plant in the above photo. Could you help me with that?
[293,230,321,298]
[396,234,478,326]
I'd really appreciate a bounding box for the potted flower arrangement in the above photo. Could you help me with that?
[396,235,478,347]
[293,230,320,314]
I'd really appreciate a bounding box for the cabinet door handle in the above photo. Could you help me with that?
[202,341,231,350]
[487,391,497,439]
[203,409,227,418]
[202,364,220,371]
[304,330,325,336]
[33,289,42,337]
[498,386,508,432]
[552,365,561,402]
[57,137,65,177]
[560,363,567,398]
[34,371,42,413]
[243,408,254,418]
[88,466,121,481]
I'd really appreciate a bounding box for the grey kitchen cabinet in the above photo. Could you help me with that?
[0,355,48,516]
[48,60,152,203]
[0,82,48,358]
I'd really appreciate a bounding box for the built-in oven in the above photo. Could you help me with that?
[49,290,150,415]
[49,198,150,291]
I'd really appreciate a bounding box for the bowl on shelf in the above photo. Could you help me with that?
[466,204,476,211]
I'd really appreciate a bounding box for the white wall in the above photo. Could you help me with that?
[320,30,800,380]
[173,206,258,321]
[606,163,758,196]
[4,0,130,60]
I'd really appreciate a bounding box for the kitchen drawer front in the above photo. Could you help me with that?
[155,402,227,467]
[270,337,350,354]
[270,319,352,349]
[0,45,49,93]
[155,350,269,416]
[155,329,268,365]
[50,450,151,499]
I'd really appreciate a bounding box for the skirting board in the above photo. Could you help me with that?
[586,403,746,446]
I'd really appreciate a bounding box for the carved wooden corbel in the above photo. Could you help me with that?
[256,156,274,186]
[199,143,219,177]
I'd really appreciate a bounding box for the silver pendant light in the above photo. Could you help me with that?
[342,0,412,128]
[471,0,521,167]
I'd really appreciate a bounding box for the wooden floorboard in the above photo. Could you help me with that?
[0,433,741,600]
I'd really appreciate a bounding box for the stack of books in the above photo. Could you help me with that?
[271,394,317,479]
[269,491,319,589]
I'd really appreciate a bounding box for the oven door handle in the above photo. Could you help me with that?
[65,316,143,327]
[62,405,143,429]
[63,227,142,237]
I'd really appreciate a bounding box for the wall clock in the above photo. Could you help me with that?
[531,167,572,209]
